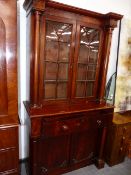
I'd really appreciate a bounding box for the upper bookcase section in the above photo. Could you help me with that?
[23,0,123,107]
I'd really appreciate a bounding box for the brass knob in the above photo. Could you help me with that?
[97,120,102,125]
[41,167,48,173]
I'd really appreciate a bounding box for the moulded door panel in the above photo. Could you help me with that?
[0,149,18,173]
[0,16,8,115]
[30,135,70,175]
[70,129,98,165]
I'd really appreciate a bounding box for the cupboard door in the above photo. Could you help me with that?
[72,22,102,99]
[43,17,76,101]
[30,135,70,175]
[70,129,98,165]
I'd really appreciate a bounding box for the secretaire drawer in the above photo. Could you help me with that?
[42,116,92,137]
[0,127,18,149]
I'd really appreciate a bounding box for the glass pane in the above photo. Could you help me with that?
[80,28,96,43]
[79,27,100,64]
[57,83,67,99]
[45,62,58,80]
[86,82,94,97]
[46,20,72,43]
[76,82,85,97]
[44,83,56,99]
[78,44,89,63]
[89,48,99,63]
[45,41,58,61]
[88,65,96,71]
[58,63,68,80]
[87,65,96,80]
[59,43,70,62]
[77,64,87,80]
[87,71,95,80]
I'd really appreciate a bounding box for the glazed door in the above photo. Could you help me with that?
[31,135,70,175]
[41,16,76,102]
[72,21,102,100]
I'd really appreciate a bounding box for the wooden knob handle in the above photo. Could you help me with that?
[76,118,85,127]
[120,147,123,151]
[76,122,81,127]
[61,125,69,131]
[122,136,125,140]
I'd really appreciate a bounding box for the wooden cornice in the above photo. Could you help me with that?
[24,0,123,23]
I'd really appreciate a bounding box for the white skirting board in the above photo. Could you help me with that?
[19,124,30,159]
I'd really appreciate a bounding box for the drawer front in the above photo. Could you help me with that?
[42,116,91,137]
[0,148,18,173]
[0,127,18,149]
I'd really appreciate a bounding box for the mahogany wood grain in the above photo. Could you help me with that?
[0,127,18,149]
[0,0,19,174]
[0,18,8,115]
[0,149,18,173]
[0,0,18,120]
[24,0,122,174]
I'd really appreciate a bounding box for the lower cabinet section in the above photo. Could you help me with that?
[29,109,113,175]
[30,133,96,175]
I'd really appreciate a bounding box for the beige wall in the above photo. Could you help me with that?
[115,19,131,112]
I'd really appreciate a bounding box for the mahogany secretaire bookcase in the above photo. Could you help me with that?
[23,0,122,174]
[0,0,19,174]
